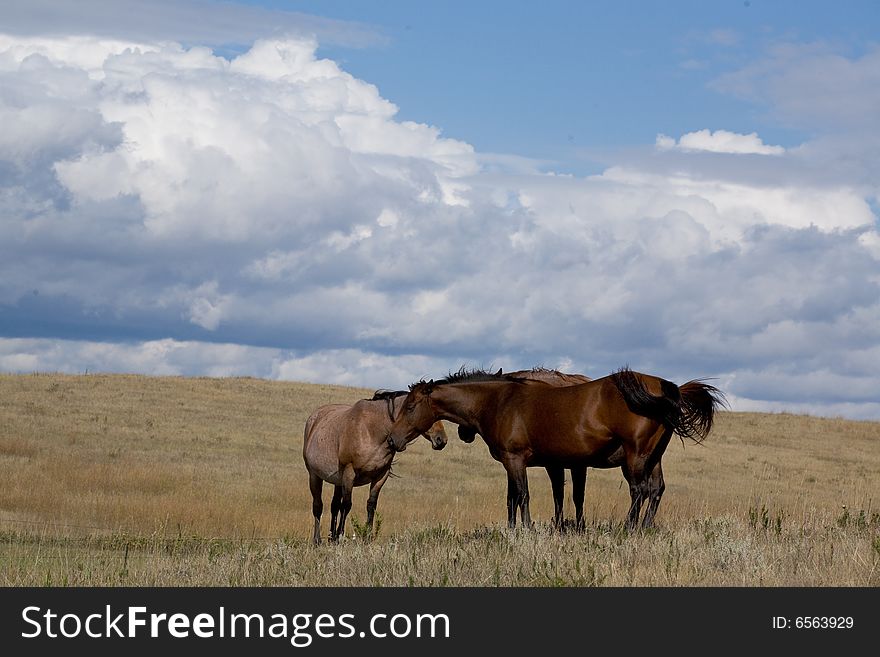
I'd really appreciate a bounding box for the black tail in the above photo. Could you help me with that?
[610,366,727,443]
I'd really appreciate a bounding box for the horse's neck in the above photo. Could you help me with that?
[432,384,494,428]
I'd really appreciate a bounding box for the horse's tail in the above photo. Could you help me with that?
[676,379,728,442]
[610,366,727,443]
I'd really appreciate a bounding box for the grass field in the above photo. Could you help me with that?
[0,373,878,586]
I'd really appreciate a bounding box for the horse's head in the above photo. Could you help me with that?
[387,380,438,452]
[423,420,448,450]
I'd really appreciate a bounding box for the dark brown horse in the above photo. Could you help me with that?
[456,368,594,530]
[304,391,448,544]
[458,367,668,530]
[387,367,725,530]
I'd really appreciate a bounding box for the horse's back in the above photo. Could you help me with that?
[510,369,591,386]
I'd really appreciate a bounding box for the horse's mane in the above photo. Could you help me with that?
[518,366,562,376]
[370,389,407,401]
[412,366,527,389]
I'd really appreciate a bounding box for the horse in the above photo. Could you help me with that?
[387,366,725,531]
[455,367,594,530]
[303,390,448,545]
[457,367,667,531]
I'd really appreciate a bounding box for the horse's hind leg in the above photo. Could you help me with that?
[366,469,391,540]
[639,428,672,529]
[309,472,324,546]
[622,459,650,532]
[640,461,665,529]
[502,454,531,529]
[329,485,343,542]
[335,467,355,541]
[546,466,565,531]
[571,466,587,531]
[623,425,670,531]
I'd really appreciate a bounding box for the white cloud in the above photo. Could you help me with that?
[858,230,880,260]
[185,282,231,331]
[0,337,272,378]
[596,165,871,240]
[655,129,785,155]
[376,208,399,228]
[272,349,463,390]
[722,393,880,421]
[20,34,476,246]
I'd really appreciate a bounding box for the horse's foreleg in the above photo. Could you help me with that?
[329,485,343,542]
[505,472,517,528]
[545,465,565,531]
[308,472,324,546]
[366,469,391,540]
[571,466,587,531]
[640,461,665,529]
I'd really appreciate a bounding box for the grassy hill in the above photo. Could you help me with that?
[0,373,877,586]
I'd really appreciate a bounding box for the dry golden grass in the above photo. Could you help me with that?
[0,373,878,586]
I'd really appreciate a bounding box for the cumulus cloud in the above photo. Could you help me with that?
[0,31,878,419]
[655,129,785,155]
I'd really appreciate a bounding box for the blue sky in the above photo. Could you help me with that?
[0,0,879,419]
[239,0,879,173]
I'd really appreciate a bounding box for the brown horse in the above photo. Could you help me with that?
[387,367,725,530]
[456,368,594,530]
[457,367,668,530]
[304,390,448,545]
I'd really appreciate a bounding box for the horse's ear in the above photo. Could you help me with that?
[495,368,503,376]
[426,379,435,393]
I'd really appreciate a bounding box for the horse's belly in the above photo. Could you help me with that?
[305,436,390,487]
[304,437,344,485]
[310,460,344,485]
[528,432,615,466]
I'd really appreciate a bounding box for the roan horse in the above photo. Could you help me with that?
[387,367,725,530]
[304,391,448,544]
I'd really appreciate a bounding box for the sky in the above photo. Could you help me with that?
[0,0,878,419]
